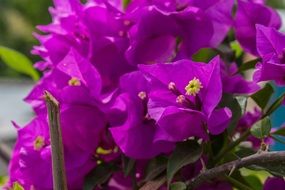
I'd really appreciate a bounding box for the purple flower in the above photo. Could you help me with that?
[33,1,134,91]
[7,104,110,190]
[125,4,214,65]
[254,25,285,85]
[234,0,281,55]
[139,56,232,142]
[264,177,285,190]
[110,71,174,159]
[25,49,103,113]
[221,61,259,94]
[125,0,234,65]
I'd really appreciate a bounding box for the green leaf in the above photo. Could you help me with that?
[0,46,39,81]
[144,156,167,182]
[243,175,262,190]
[235,147,256,158]
[230,41,243,58]
[251,84,274,110]
[192,48,218,62]
[236,96,248,115]
[122,156,136,177]
[265,93,285,117]
[170,182,187,190]
[84,163,118,190]
[250,117,271,139]
[167,140,202,186]
[237,58,260,74]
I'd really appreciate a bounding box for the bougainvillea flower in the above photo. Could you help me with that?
[34,2,134,91]
[188,0,234,46]
[126,0,234,50]
[254,25,285,85]
[139,56,232,142]
[125,5,214,65]
[234,0,281,55]
[25,49,104,113]
[264,177,285,190]
[221,61,259,94]
[7,104,108,190]
[110,71,174,159]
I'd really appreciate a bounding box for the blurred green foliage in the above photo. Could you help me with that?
[268,0,285,9]
[0,0,52,78]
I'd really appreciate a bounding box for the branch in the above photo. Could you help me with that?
[45,91,68,190]
[188,151,285,189]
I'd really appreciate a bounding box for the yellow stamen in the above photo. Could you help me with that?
[185,77,203,96]
[33,136,45,151]
[68,77,81,86]
[96,147,113,155]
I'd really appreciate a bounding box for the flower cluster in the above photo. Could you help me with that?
[4,0,285,189]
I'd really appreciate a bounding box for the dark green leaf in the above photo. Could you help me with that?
[0,46,39,81]
[192,48,218,62]
[265,93,285,116]
[249,160,285,177]
[122,156,135,177]
[219,94,242,134]
[144,156,167,182]
[250,117,271,139]
[272,127,285,136]
[235,147,256,158]
[251,84,274,110]
[224,175,254,190]
[84,163,118,190]
[170,182,187,190]
[167,140,202,186]
[237,59,260,74]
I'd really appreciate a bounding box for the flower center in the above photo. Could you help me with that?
[185,77,203,96]
[12,181,24,190]
[33,136,45,151]
[68,77,81,86]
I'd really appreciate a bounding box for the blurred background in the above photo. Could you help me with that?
[0,0,284,183]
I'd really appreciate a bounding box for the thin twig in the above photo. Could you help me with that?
[45,91,68,190]
[187,151,285,189]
